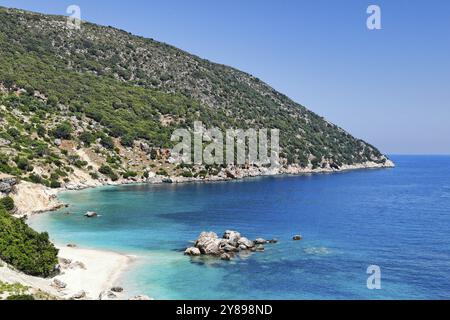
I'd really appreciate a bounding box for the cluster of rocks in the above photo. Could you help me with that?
[0,174,17,195]
[185,231,278,261]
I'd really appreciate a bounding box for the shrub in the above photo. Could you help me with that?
[79,131,95,146]
[100,135,115,150]
[49,180,61,189]
[0,207,58,277]
[0,196,15,211]
[52,122,73,139]
[98,165,118,181]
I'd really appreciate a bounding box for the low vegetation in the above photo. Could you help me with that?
[0,206,58,277]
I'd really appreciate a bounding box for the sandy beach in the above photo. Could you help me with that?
[0,246,133,300]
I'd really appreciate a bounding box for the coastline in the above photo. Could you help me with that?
[2,159,394,300]
[13,159,396,217]
[0,245,134,300]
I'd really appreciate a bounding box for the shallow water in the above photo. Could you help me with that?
[29,156,450,299]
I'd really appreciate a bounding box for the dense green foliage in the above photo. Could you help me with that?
[0,6,387,169]
[0,196,14,211]
[0,207,58,277]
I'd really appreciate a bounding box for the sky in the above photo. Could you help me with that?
[0,0,449,154]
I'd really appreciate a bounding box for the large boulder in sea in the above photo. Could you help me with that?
[223,230,241,246]
[187,230,276,260]
[184,247,201,256]
[195,232,221,255]
[237,237,255,249]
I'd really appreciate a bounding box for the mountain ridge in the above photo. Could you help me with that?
[0,6,392,191]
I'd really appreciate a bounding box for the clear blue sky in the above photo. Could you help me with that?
[1,0,449,154]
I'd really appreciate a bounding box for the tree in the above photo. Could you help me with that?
[0,196,15,211]
[53,122,73,139]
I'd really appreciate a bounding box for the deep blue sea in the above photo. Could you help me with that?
[29,156,450,299]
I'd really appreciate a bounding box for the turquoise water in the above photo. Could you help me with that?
[29,156,450,299]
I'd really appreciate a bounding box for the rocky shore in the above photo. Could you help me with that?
[6,160,394,217]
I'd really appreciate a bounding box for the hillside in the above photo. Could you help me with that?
[0,6,392,191]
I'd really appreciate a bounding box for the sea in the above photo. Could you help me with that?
[28,155,450,299]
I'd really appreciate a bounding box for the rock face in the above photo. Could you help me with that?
[186,230,276,260]
[0,174,18,195]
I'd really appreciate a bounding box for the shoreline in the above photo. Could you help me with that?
[0,245,134,300]
[2,160,394,300]
[14,159,396,217]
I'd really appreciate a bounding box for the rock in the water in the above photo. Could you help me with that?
[267,239,278,244]
[71,291,86,300]
[188,230,274,260]
[219,239,239,253]
[195,232,221,255]
[67,243,77,248]
[223,230,241,246]
[84,211,98,218]
[293,235,303,241]
[129,295,152,300]
[99,290,117,300]
[111,287,124,293]
[184,247,201,256]
[220,253,232,261]
[255,238,267,245]
[237,237,255,249]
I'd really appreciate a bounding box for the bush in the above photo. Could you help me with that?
[0,207,58,277]
[52,122,73,139]
[98,165,113,175]
[49,180,61,189]
[79,131,95,146]
[122,171,137,179]
[98,165,118,181]
[0,196,15,211]
[100,135,115,150]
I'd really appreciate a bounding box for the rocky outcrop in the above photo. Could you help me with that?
[84,211,98,218]
[0,174,18,195]
[185,230,277,260]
